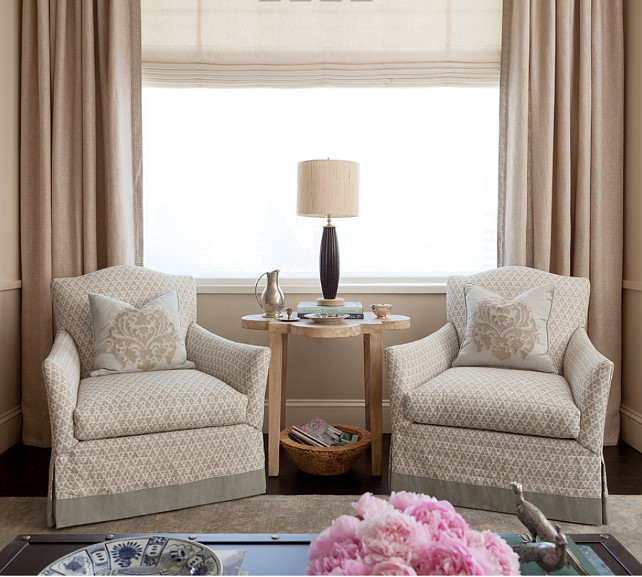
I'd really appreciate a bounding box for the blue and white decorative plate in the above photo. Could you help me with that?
[39,536,222,575]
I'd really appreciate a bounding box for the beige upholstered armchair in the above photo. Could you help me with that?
[42,265,270,528]
[385,266,613,525]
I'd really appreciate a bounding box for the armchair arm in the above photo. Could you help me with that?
[563,328,614,455]
[187,324,271,430]
[42,329,81,454]
[385,322,459,428]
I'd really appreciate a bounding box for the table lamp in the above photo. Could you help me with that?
[297,159,359,306]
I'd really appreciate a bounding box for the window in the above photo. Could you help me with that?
[143,85,498,280]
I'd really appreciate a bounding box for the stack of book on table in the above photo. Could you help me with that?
[288,417,359,447]
[296,301,364,319]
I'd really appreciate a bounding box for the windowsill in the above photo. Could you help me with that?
[196,278,447,294]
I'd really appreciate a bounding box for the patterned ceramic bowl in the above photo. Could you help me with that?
[39,536,222,575]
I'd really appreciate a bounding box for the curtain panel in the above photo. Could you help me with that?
[141,0,502,87]
[20,0,143,446]
[498,0,623,444]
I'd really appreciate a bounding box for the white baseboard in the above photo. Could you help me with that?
[0,405,22,454]
[262,398,391,434]
[620,404,642,453]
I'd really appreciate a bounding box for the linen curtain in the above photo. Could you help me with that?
[498,0,623,444]
[141,0,502,87]
[21,0,143,446]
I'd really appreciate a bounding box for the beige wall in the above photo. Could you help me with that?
[622,0,642,452]
[0,0,22,453]
[197,291,446,431]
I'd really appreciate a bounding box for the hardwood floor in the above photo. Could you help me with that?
[1,436,640,497]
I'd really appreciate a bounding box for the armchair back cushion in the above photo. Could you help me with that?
[447,267,589,374]
[52,266,197,378]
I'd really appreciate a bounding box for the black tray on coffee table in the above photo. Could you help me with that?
[0,533,640,575]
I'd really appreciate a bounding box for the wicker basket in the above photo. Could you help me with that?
[280,424,372,476]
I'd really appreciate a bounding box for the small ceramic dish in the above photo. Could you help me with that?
[305,313,351,325]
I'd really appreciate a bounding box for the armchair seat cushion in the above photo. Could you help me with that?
[74,369,248,441]
[404,367,580,439]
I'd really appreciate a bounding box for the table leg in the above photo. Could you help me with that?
[267,330,287,477]
[363,328,383,476]
[363,337,372,431]
[280,335,288,430]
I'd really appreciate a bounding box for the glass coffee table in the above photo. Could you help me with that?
[0,533,640,575]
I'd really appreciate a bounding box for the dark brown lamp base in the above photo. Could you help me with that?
[319,223,342,305]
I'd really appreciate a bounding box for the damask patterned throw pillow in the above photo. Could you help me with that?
[452,283,558,373]
[89,290,195,377]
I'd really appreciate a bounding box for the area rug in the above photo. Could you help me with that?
[1,495,641,563]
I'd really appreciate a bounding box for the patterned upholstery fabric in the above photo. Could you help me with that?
[404,367,580,439]
[564,328,614,454]
[187,324,270,430]
[385,323,460,429]
[54,425,265,500]
[392,423,602,499]
[74,370,248,441]
[43,266,271,528]
[43,329,81,455]
[386,267,613,524]
[52,266,197,379]
[447,266,590,374]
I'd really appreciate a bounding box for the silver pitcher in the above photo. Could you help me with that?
[255,269,285,318]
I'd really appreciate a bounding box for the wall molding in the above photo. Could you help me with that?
[0,405,21,427]
[620,404,642,454]
[0,280,21,292]
[623,280,642,292]
[0,405,22,455]
[262,398,391,434]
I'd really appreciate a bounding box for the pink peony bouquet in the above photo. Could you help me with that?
[307,492,520,576]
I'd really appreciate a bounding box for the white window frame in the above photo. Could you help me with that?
[195,276,449,294]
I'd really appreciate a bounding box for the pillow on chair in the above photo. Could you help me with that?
[452,283,557,373]
[89,290,195,376]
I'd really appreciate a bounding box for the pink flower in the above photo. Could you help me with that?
[353,493,392,519]
[307,541,370,576]
[357,508,430,567]
[310,515,361,560]
[339,559,373,575]
[462,531,500,575]
[416,533,486,576]
[406,500,470,541]
[478,531,520,576]
[388,491,437,513]
[308,493,521,576]
[371,559,417,575]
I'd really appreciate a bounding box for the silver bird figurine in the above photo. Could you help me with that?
[512,524,569,574]
[511,481,557,543]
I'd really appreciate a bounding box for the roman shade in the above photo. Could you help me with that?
[141,0,502,87]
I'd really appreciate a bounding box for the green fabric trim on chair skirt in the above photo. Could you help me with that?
[49,468,266,528]
[390,472,607,525]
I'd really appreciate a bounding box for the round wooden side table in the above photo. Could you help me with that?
[241,312,411,477]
